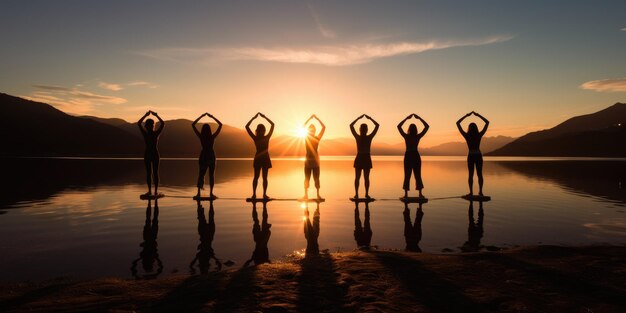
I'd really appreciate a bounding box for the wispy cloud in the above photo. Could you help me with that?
[127,81,159,89]
[139,35,513,66]
[580,77,626,92]
[621,28,626,31]
[98,82,123,91]
[308,4,336,39]
[23,85,127,115]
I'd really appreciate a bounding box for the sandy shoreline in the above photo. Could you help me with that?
[1,245,625,312]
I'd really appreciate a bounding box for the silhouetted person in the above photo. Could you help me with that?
[303,202,320,255]
[456,111,489,196]
[244,201,271,266]
[354,201,372,249]
[398,114,429,199]
[403,202,424,252]
[246,113,275,199]
[138,111,164,196]
[190,200,221,275]
[461,200,484,252]
[192,113,223,199]
[303,114,326,199]
[131,199,163,279]
[350,114,380,199]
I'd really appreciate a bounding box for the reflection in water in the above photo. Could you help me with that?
[244,201,272,266]
[461,201,484,252]
[304,202,321,255]
[354,202,372,249]
[131,199,163,279]
[189,200,221,275]
[403,202,424,252]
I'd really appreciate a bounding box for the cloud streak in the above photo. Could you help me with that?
[580,77,626,92]
[140,35,513,66]
[23,85,128,115]
[308,4,336,39]
[98,82,123,91]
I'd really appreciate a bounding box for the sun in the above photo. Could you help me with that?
[296,127,308,138]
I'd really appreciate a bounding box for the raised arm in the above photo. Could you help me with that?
[313,114,326,139]
[153,112,165,135]
[397,114,411,137]
[191,113,206,138]
[137,111,150,135]
[474,112,490,136]
[260,113,274,138]
[209,113,223,138]
[416,114,429,138]
[366,115,380,137]
[456,112,471,135]
[245,113,258,139]
[350,114,363,138]
[303,114,314,127]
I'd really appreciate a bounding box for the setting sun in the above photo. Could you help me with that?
[296,127,308,138]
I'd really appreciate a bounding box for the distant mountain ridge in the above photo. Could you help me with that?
[490,103,626,157]
[2,92,623,157]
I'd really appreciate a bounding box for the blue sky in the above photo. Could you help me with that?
[1,0,625,144]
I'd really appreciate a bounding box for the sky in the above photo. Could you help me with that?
[1,0,625,146]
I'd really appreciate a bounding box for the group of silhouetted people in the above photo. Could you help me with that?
[137,111,489,199]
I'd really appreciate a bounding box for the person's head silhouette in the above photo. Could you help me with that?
[468,122,479,136]
[255,124,266,137]
[359,123,368,136]
[408,124,418,136]
[200,124,212,139]
[308,124,316,136]
[145,119,155,132]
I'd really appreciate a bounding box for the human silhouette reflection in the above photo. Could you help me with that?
[354,201,372,249]
[189,200,221,275]
[246,113,275,200]
[244,201,271,266]
[351,114,379,199]
[303,202,320,255]
[456,111,489,196]
[403,202,424,252]
[303,114,326,200]
[131,199,163,279]
[461,200,484,252]
[137,110,164,196]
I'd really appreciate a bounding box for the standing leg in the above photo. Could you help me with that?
[467,156,475,195]
[402,157,411,198]
[152,157,160,195]
[476,155,484,196]
[354,168,362,198]
[252,166,261,198]
[304,167,312,199]
[313,167,321,199]
[197,162,208,197]
[364,168,371,198]
[208,163,216,197]
[414,157,424,198]
[144,158,152,195]
[262,167,269,198]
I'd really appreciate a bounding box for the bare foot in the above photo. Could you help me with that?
[263,195,270,200]
[143,192,152,196]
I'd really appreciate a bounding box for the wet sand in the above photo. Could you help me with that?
[1,245,625,312]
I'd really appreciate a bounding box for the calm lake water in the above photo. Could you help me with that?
[0,157,625,282]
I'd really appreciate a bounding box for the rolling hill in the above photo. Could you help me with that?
[490,103,626,157]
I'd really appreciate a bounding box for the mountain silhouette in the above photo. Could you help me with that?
[490,103,626,157]
[0,93,141,156]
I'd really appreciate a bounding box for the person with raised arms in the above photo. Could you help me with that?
[398,114,429,200]
[138,111,165,197]
[192,113,222,199]
[302,114,326,200]
[246,112,275,200]
[456,111,489,196]
[350,114,379,199]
